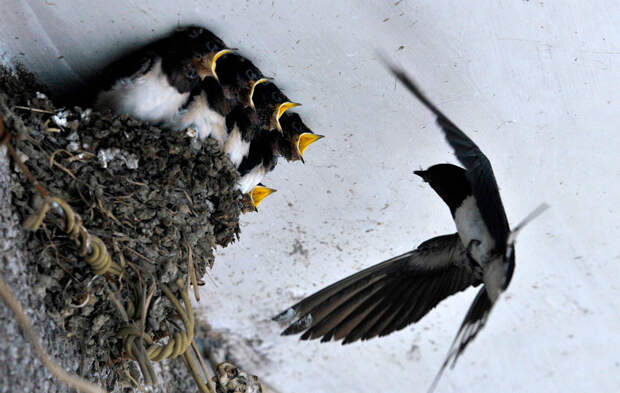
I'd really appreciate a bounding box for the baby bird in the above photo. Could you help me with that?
[278,112,324,163]
[166,53,271,146]
[251,82,300,133]
[94,26,231,124]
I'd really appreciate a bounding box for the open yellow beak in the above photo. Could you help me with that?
[250,185,277,208]
[298,133,324,156]
[296,133,324,162]
[210,49,232,80]
[249,78,269,109]
[275,102,301,132]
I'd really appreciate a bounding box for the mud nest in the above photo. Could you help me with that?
[0,65,242,391]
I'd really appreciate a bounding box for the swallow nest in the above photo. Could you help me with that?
[0,65,256,392]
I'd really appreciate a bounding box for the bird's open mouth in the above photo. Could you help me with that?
[250,185,277,207]
[296,133,324,162]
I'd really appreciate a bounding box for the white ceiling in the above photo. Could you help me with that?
[2,1,619,392]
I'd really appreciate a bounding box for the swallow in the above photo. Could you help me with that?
[222,105,262,166]
[277,112,324,163]
[236,128,280,194]
[93,26,231,124]
[240,184,277,213]
[215,53,270,110]
[167,53,272,145]
[232,113,322,206]
[251,82,300,132]
[274,64,547,392]
[163,78,226,144]
[222,82,299,166]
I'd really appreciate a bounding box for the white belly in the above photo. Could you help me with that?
[237,165,266,194]
[223,125,250,167]
[167,92,226,144]
[94,58,189,124]
[454,195,496,262]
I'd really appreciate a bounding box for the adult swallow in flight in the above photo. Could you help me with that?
[93,26,231,124]
[274,63,547,392]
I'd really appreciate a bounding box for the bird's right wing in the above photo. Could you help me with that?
[273,233,482,344]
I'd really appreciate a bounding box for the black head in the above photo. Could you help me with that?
[252,82,300,131]
[217,54,266,106]
[280,112,311,137]
[171,26,227,56]
[278,112,324,162]
[252,82,288,108]
[414,164,471,215]
[167,26,231,80]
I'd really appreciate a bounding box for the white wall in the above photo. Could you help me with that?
[2,1,619,392]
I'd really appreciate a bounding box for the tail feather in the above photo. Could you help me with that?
[427,287,494,393]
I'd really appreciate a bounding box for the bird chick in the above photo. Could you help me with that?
[93,26,231,124]
[216,53,270,110]
[278,112,324,163]
[240,184,277,213]
[251,82,300,132]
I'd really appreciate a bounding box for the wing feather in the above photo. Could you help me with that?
[388,65,511,251]
[275,234,482,344]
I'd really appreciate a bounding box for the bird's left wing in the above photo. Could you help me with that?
[388,65,511,251]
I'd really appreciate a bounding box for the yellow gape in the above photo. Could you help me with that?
[298,133,324,157]
[275,102,301,131]
[251,185,277,207]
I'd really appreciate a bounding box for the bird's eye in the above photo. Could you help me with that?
[292,120,300,130]
[271,91,283,101]
[205,41,218,52]
[245,69,256,80]
[185,66,197,79]
[188,28,203,38]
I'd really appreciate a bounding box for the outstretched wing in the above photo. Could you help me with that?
[274,234,482,344]
[388,65,511,252]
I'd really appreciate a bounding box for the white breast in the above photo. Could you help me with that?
[94,58,189,123]
[223,125,250,167]
[454,195,496,262]
[207,109,228,146]
[237,165,266,194]
[167,92,226,145]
